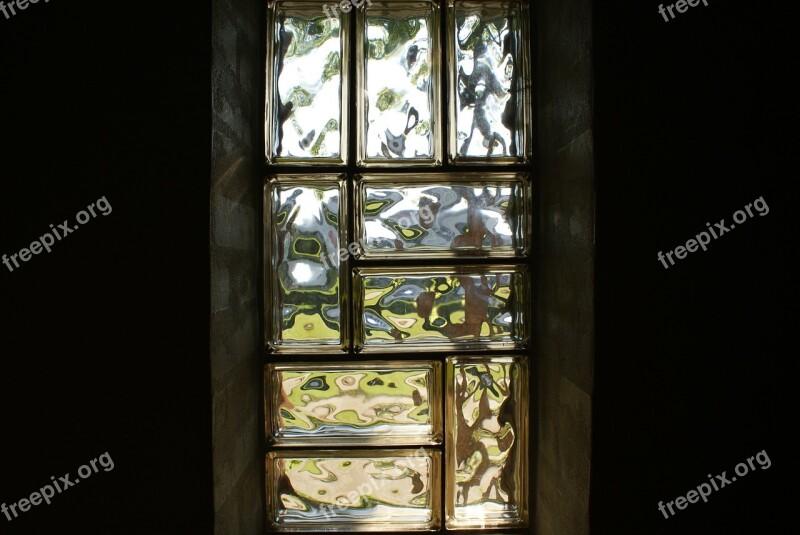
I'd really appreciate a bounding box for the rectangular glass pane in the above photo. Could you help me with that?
[265,177,346,351]
[267,1,349,164]
[356,173,529,258]
[354,266,528,352]
[267,449,441,531]
[448,0,531,164]
[446,356,529,528]
[357,1,441,166]
[266,361,442,446]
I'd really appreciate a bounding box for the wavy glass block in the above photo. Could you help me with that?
[446,356,529,528]
[448,0,531,164]
[266,361,442,446]
[354,266,528,353]
[357,1,441,166]
[356,173,530,258]
[265,177,347,352]
[267,1,349,164]
[267,449,441,531]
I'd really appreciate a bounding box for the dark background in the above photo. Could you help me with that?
[0,1,212,533]
[592,0,795,533]
[0,0,793,533]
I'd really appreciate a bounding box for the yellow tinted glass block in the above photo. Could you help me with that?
[267,361,442,446]
[265,177,347,352]
[267,449,442,531]
[354,265,528,353]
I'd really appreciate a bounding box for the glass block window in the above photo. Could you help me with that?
[448,0,532,164]
[266,1,350,164]
[264,1,532,532]
[357,1,442,166]
[265,176,348,351]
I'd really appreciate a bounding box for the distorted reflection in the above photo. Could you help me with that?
[272,365,438,442]
[449,357,526,527]
[454,4,522,159]
[364,3,435,161]
[359,270,524,348]
[272,7,343,160]
[270,183,343,347]
[361,181,525,256]
[272,452,437,528]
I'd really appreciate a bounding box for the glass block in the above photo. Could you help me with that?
[267,449,442,531]
[267,1,349,164]
[448,0,532,164]
[357,1,441,166]
[265,177,347,352]
[446,356,529,528]
[266,361,442,446]
[356,173,530,258]
[354,266,528,353]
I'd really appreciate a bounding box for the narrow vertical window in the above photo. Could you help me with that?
[264,2,533,532]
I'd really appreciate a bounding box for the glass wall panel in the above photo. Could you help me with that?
[265,177,347,351]
[356,173,529,258]
[267,449,442,531]
[357,1,441,166]
[267,361,442,446]
[264,3,535,531]
[448,0,531,164]
[354,266,528,352]
[446,356,529,528]
[267,0,349,164]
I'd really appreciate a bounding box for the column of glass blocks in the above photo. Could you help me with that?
[264,1,532,532]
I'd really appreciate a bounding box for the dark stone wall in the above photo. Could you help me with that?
[534,0,595,533]
[211,0,264,533]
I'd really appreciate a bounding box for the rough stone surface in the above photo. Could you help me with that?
[535,0,595,533]
[211,0,263,533]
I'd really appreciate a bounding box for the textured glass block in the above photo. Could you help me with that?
[265,177,347,352]
[356,173,530,258]
[357,1,441,166]
[267,1,349,164]
[267,449,441,531]
[354,266,528,352]
[266,361,442,446]
[448,0,531,164]
[446,356,529,528]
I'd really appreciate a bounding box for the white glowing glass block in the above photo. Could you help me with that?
[356,173,530,258]
[267,1,349,164]
[357,1,442,166]
[448,0,532,164]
